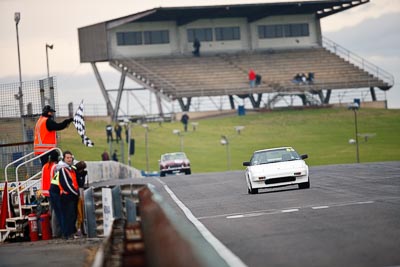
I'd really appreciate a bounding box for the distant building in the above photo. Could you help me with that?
[78,1,393,117]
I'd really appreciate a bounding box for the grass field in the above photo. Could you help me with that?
[58,107,400,173]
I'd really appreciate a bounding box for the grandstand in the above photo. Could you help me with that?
[78,0,394,119]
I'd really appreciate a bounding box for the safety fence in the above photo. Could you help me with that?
[0,77,58,173]
[0,77,58,118]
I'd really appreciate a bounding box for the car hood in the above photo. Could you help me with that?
[248,160,307,175]
[161,159,189,165]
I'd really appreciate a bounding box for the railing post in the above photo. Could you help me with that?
[322,35,394,88]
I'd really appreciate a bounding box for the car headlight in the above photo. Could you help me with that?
[248,171,265,181]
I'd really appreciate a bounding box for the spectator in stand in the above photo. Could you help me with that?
[34,105,73,166]
[114,123,122,144]
[106,124,113,143]
[101,149,110,161]
[181,113,189,132]
[248,69,256,88]
[292,73,302,84]
[300,73,307,84]
[255,74,262,87]
[192,38,201,57]
[307,72,315,84]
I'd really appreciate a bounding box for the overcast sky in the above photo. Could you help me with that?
[1,0,399,114]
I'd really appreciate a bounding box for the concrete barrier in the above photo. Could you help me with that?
[86,161,143,184]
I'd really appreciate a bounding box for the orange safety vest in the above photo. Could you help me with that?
[59,167,78,195]
[34,116,57,155]
[41,162,57,197]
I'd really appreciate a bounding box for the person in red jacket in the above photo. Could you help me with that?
[248,68,256,88]
[34,105,73,166]
[41,150,59,199]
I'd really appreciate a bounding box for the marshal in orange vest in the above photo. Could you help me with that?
[34,116,57,155]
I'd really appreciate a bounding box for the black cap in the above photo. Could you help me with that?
[42,105,56,113]
[48,150,59,162]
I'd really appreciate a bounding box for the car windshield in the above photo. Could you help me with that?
[250,148,300,165]
[162,153,187,161]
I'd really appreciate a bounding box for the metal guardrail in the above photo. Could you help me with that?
[85,183,143,238]
[322,36,394,89]
[88,184,233,267]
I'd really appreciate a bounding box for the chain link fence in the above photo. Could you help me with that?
[0,77,58,182]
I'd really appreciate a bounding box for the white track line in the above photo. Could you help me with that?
[224,201,376,220]
[281,208,299,213]
[312,206,329,209]
[157,178,248,267]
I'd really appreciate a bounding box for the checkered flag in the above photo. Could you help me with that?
[73,100,94,147]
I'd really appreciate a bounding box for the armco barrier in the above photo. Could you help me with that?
[138,187,203,267]
[90,184,233,267]
[85,183,143,238]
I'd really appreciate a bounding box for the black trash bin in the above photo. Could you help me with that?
[129,139,135,155]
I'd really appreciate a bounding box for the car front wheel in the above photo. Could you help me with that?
[298,177,310,189]
[247,178,258,194]
[249,187,258,194]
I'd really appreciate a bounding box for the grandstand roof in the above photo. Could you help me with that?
[105,0,369,29]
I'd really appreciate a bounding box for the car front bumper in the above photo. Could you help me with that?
[250,174,309,189]
[160,166,190,174]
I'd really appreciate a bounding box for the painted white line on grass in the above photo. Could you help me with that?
[157,178,248,267]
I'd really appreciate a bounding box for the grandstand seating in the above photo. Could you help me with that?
[111,47,390,102]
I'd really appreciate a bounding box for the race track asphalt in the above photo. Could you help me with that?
[1,161,399,267]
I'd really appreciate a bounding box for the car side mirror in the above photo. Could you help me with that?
[300,154,308,160]
[243,161,250,166]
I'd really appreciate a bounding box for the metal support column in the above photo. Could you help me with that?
[370,87,377,101]
[113,69,127,121]
[178,97,192,112]
[324,89,332,104]
[229,95,235,109]
[91,62,114,117]
[155,92,164,117]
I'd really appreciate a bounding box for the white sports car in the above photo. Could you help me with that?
[243,147,310,194]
